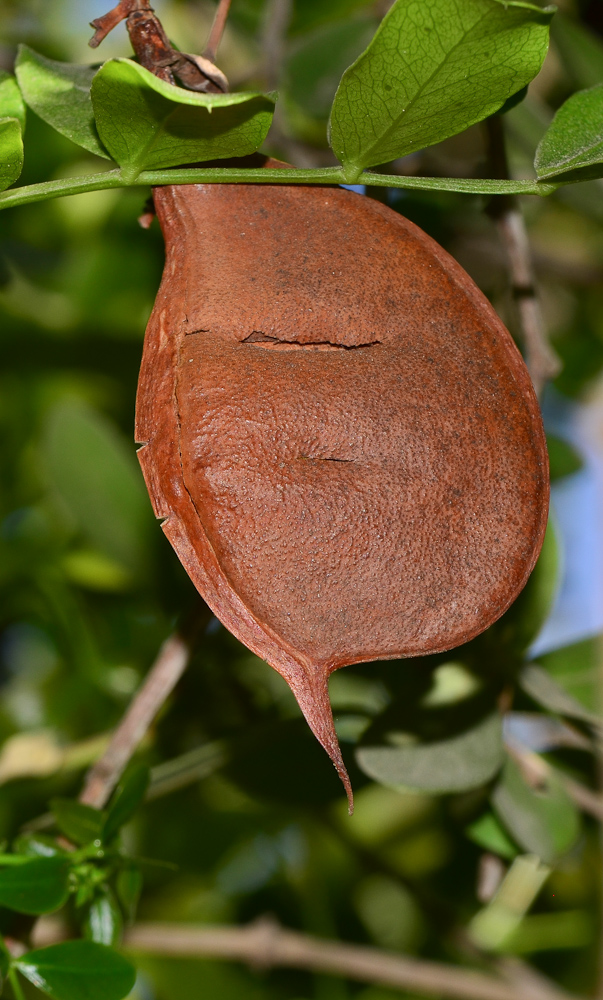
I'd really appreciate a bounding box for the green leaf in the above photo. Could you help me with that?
[13,833,64,858]
[328,0,554,180]
[0,857,70,915]
[103,764,150,843]
[491,756,580,865]
[0,118,24,191]
[0,71,26,130]
[520,664,602,730]
[15,46,109,159]
[494,520,559,655]
[356,712,504,794]
[535,84,603,182]
[466,811,519,860]
[115,866,142,923]
[42,400,152,576]
[91,59,276,180]
[546,434,583,480]
[84,889,123,946]
[15,941,136,1000]
[50,799,105,846]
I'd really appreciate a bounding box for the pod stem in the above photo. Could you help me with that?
[283,665,354,814]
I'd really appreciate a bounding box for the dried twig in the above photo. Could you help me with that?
[79,628,197,809]
[122,918,579,1000]
[204,0,233,62]
[485,116,561,397]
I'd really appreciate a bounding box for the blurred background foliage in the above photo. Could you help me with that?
[1,0,603,998]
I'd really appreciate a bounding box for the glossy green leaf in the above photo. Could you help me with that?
[85,889,123,946]
[42,400,152,575]
[552,14,603,90]
[51,799,105,846]
[0,117,24,191]
[0,856,70,915]
[535,84,603,182]
[357,711,504,793]
[15,46,109,159]
[15,941,136,1000]
[491,756,580,865]
[91,59,275,180]
[13,833,64,858]
[328,0,553,180]
[520,664,602,730]
[103,764,150,843]
[0,71,26,130]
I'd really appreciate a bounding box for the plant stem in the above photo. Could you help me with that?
[122,918,576,1000]
[204,0,233,62]
[8,969,25,1000]
[0,167,560,213]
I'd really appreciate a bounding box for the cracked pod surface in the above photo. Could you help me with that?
[135,179,549,805]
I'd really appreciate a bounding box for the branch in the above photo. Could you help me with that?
[122,918,579,1000]
[485,117,561,397]
[204,0,233,62]
[79,628,196,809]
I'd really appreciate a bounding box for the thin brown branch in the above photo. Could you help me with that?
[485,116,561,397]
[79,631,192,809]
[204,0,233,62]
[122,918,579,1000]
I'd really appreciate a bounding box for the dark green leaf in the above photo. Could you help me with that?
[520,664,602,730]
[50,799,105,846]
[103,764,150,843]
[535,84,603,182]
[547,434,583,480]
[491,756,580,864]
[356,712,504,793]
[552,14,603,91]
[15,46,109,159]
[494,521,559,654]
[91,59,275,180]
[84,889,123,946]
[15,941,136,1000]
[0,946,8,985]
[0,71,26,130]
[0,117,24,191]
[328,0,554,181]
[115,866,142,923]
[0,857,70,915]
[42,400,152,576]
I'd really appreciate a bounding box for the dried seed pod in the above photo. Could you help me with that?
[136,177,548,808]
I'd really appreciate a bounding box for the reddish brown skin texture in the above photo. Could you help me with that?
[135,178,549,807]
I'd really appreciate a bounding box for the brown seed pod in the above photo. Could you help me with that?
[135,175,549,809]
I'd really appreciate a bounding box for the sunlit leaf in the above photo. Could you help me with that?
[357,711,504,793]
[0,117,24,191]
[328,0,553,180]
[491,756,580,865]
[0,71,26,130]
[0,856,70,915]
[15,941,136,1000]
[520,664,602,730]
[15,45,109,158]
[91,59,276,180]
[466,811,519,859]
[535,84,603,182]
